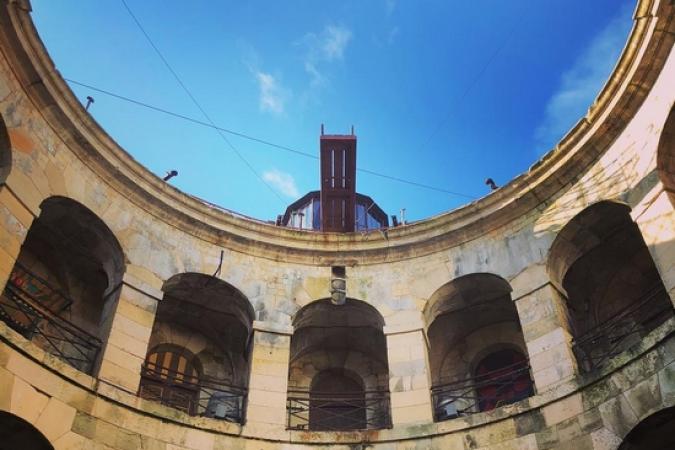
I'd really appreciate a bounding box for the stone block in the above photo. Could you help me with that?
[97,361,141,392]
[623,373,662,419]
[10,375,49,423]
[52,431,90,450]
[590,427,622,450]
[514,409,545,437]
[0,365,14,411]
[527,328,569,357]
[542,393,583,427]
[183,428,214,450]
[115,298,157,328]
[597,395,639,438]
[391,403,433,425]
[245,403,286,425]
[35,397,77,442]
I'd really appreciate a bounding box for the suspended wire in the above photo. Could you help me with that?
[65,78,477,200]
[421,8,526,150]
[119,0,285,203]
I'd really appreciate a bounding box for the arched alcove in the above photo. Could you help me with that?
[0,114,10,185]
[657,104,675,207]
[287,298,391,431]
[619,406,675,450]
[0,196,125,374]
[547,201,673,372]
[139,272,254,423]
[309,369,366,431]
[0,411,53,450]
[424,273,533,421]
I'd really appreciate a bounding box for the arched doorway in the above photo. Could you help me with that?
[424,273,533,420]
[0,196,125,374]
[619,406,675,449]
[287,298,391,431]
[547,201,673,372]
[139,272,254,423]
[0,411,53,450]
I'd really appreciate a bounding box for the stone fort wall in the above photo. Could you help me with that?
[0,0,674,448]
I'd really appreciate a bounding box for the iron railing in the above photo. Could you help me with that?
[0,265,101,374]
[287,388,392,431]
[572,285,673,373]
[430,359,534,421]
[139,363,248,424]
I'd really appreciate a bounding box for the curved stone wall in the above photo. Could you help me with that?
[0,0,674,448]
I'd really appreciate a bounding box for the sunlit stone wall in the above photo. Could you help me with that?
[0,0,674,448]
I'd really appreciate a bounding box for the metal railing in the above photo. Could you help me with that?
[430,359,534,421]
[0,265,101,374]
[572,285,673,373]
[139,363,248,424]
[287,388,392,431]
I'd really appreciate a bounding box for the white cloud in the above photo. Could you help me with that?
[255,71,288,115]
[301,25,353,87]
[322,25,352,61]
[262,169,299,198]
[534,4,632,152]
[385,0,396,17]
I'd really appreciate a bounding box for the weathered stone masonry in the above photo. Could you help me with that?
[0,0,675,448]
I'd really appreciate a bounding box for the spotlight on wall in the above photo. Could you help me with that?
[85,96,95,111]
[330,266,346,305]
[485,178,499,191]
[163,170,178,181]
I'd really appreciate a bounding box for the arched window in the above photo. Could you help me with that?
[0,196,125,374]
[425,273,533,420]
[309,369,366,431]
[547,201,673,372]
[140,345,201,415]
[474,349,533,412]
[140,273,253,423]
[287,298,391,431]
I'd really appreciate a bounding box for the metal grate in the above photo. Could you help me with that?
[572,285,673,373]
[430,358,534,421]
[287,388,391,431]
[139,362,248,424]
[0,265,101,374]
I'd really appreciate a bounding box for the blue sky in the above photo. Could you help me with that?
[31,0,634,222]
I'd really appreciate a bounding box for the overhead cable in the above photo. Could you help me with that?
[66,78,477,200]
[120,0,285,203]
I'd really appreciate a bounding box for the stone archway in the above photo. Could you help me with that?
[619,406,675,449]
[0,196,126,374]
[288,298,391,431]
[547,200,673,372]
[139,272,254,423]
[0,411,53,450]
[424,273,533,420]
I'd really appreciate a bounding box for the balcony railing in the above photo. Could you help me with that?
[572,285,673,373]
[0,264,101,374]
[430,359,534,421]
[139,363,248,424]
[287,388,392,431]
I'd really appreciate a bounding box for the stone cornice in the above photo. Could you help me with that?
[0,0,672,265]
